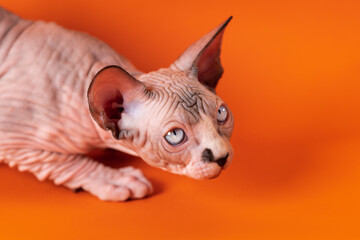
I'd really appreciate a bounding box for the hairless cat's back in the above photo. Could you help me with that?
[0,8,139,154]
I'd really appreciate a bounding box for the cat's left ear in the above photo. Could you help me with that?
[87,65,146,139]
[171,17,232,90]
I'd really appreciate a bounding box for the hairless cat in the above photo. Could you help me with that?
[0,8,234,201]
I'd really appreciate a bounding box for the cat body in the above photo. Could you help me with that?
[0,8,234,201]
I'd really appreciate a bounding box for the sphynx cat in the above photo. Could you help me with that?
[0,8,234,201]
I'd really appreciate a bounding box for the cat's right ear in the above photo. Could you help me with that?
[171,17,232,90]
[87,65,146,139]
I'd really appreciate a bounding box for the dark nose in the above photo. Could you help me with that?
[216,153,229,167]
[201,149,229,167]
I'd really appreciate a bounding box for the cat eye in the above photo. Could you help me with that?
[217,105,228,124]
[164,128,186,145]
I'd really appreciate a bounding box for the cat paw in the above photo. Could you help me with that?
[82,166,153,201]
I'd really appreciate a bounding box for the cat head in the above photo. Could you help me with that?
[88,17,234,179]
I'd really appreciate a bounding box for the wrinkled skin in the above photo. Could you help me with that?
[130,69,234,179]
[0,7,234,201]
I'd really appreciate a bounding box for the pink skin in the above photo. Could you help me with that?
[0,7,234,201]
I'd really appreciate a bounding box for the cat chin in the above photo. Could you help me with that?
[184,162,223,180]
[158,160,223,179]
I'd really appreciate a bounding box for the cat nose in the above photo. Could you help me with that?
[201,148,229,167]
[216,153,229,167]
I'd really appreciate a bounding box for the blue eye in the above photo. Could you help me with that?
[217,105,228,124]
[164,128,185,145]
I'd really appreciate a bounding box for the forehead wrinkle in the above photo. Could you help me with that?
[165,96,181,120]
[178,106,199,125]
[200,99,212,118]
[181,102,200,122]
[156,88,183,125]
[169,80,219,124]
[197,93,207,114]
[169,80,200,106]
[180,84,195,101]
[178,90,200,121]
[140,69,218,125]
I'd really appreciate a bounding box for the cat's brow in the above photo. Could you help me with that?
[144,71,215,123]
[178,93,210,124]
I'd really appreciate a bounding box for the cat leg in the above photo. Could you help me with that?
[3,149,152,201]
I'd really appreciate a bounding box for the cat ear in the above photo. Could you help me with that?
[171,17,232,90]
[87,65,146,139]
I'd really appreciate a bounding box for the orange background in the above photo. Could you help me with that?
[1,0,360,239]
